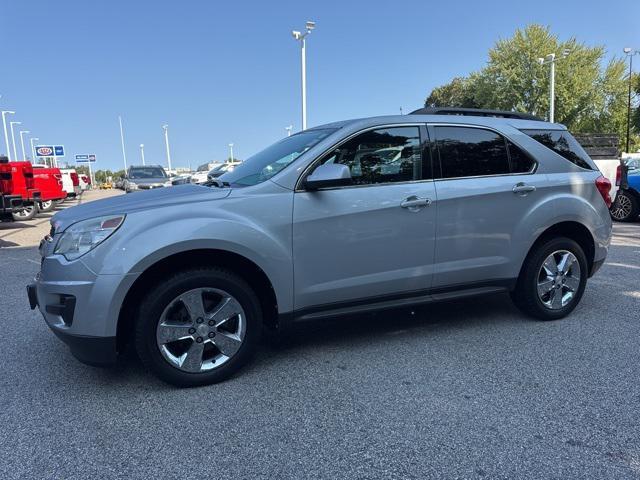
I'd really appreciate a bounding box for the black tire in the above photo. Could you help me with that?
[12,203,38,221]
[510,237,588,321]
[135,267,262,387]
[38,200,55,213]
[610,190,639,222]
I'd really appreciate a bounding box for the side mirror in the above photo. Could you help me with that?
[304,164,352,190]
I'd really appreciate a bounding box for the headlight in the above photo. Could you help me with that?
[54,215,125,261]
[128,182,137,189]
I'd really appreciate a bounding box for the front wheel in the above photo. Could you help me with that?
[12,203,38,221]
[610,191,639,222]
[511,237,588,321]
[135,267,262,387]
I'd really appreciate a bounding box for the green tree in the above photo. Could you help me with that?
[425,25,632,146]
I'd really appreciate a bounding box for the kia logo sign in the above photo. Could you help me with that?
[36,146,53,156]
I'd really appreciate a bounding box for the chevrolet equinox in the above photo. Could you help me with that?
[27,108,613,387]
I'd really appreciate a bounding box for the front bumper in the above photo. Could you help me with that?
[27,251,137,366]
[27,283,117,366]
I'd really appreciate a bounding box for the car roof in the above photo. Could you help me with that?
[309,114,565,133]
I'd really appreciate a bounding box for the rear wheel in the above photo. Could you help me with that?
[610,190,639,222]
[135,267,262,387]
[38,200,55,213]
[12,203,38,221]
[511,237,588,320]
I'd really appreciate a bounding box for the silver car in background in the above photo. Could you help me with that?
[123,165,172,193]
[28,108,612,387]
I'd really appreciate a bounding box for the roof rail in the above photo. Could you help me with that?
[409,107,543,121]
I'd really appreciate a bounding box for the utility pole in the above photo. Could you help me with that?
[2,111,15,160]
[291,21,316,131]
[119,115,128,171]
[162,125,172,172]
[140,144,146,165]
[19,130,30,160]
[623,48,639,153]
[537,49,570,123]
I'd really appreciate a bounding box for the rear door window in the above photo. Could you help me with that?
[434,126,511,178]
[521,129,593,170]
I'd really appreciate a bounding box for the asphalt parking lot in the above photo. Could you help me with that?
[1,195,639,479]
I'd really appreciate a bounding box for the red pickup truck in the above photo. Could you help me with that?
[0,156,24,222]
[31,165,66,212]
[3,160,41,221]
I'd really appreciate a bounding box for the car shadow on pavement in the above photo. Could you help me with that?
[264,293,520,352]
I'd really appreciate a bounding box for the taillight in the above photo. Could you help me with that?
[595,175,612,208]
[70,172,79,186]
[0,168,12,193]
[615,165,621,186]
[22,165,35,189]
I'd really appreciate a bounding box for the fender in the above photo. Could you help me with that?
[510,188,610,276]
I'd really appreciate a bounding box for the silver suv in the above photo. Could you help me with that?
[27,108,613,387]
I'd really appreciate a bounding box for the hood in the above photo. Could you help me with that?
[52,184,231,232]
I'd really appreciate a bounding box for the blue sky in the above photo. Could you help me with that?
[2,0,639,171]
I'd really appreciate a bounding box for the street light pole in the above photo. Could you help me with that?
[30,137,39,164]
[291,21,315,131]
[537,50,570,123]
[19,130,30,160]
[285,125,293,137]
[228,143,234,162]
[623,47,639,154]
[1,110,14,160]
[162,125,172,172]
[118,115,128,172]
[140,144,146,165]
[9,121,21,162]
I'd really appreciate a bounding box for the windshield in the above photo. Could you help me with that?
[129,167,167,179]
[220,128,337,186]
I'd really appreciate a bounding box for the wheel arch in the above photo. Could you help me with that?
[116,248,279,352]
[517,221,596,284]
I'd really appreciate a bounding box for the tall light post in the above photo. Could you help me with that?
[285,125,293,137]
[162,124,172,172]
[1,110,14,160]
[623,47,639,154]
[537,49,570,123]
[9,121,21,162]
[228,143,234,162]
[118,115,128,171]
[30,137,39,164]
[291,20,315,131]
[19,130,30,160]
[139,144,146,165]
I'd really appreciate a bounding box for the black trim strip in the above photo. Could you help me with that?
[282,278,516,325]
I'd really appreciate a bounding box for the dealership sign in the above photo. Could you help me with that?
[35,145,65,157]
[75,154,97,163]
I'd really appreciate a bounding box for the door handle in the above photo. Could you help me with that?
[512,183,536,195]
[400,196,432,210]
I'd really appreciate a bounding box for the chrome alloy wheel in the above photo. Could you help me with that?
[610,193,632,220]
[156,288,246,373]
[537,250,581,310]
[14,205,35,218]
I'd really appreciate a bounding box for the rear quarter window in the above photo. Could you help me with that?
[521,129,593,170]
